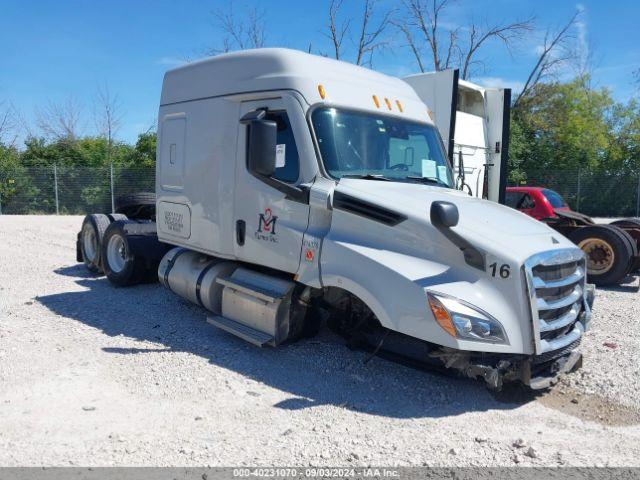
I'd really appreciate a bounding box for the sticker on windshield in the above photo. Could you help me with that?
[275,144,286,168]
[421,159,436,178]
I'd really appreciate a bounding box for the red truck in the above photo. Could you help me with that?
[506,186,640,286]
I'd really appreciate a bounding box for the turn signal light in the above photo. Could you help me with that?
[428,294,456,337]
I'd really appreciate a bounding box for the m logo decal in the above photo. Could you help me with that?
[257,208,278,235]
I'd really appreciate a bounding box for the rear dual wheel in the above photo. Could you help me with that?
[101,221,147,287]
[80,214,111,272]
[568,225,632,286]
[610,218,640,272]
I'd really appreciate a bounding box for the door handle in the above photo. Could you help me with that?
[236,220,246,246]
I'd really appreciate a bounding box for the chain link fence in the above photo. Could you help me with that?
[509,170,640,218]
[0,165,155,215]
[1,165,639,218]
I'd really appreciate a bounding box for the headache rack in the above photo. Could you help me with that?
[523,248,591,356]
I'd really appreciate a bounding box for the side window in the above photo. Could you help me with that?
[505,192,523,209]
[265,112,300,183]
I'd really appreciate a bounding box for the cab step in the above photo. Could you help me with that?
[216,275,285,303]
[207,315,275,347]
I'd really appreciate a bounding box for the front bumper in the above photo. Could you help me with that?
[430,288,594,391]
[524,344,583,390]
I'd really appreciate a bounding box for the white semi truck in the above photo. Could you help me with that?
[77,48,594,390]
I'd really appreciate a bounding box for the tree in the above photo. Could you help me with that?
[398,0,533,78]
[93,84,124,148]
[0,101,19,147]
[93,83,125,172]
[129,131,157,167]
[514,11,581,108]
[325,0,350,60]
[511,77,615,173]
[209,3,267,54]
[36,97,83,141]
[354,0,394,66]
[323,0,393,66]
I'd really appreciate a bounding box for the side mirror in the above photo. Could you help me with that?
[431,201,459,228]
[247,118,277,177]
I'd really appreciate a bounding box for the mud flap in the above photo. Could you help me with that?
[76,231,83,263]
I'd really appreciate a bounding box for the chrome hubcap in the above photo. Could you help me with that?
[106,235,128,273]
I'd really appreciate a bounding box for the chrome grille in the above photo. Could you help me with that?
[524,249,587,354]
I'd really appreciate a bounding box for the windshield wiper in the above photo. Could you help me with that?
[405,176,449,187]
[341,174,392,181]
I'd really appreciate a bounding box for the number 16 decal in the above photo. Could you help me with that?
[489,262,511,279]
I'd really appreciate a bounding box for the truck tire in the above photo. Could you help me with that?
[600,225,637,274]
[610,219,640,272]
[115,192,156,220]
[611,217,640,225]
[80,214,111,273]
[101,221,147,287]
[567,225,632,286]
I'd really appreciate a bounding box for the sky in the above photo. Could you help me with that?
[1,0,638,144]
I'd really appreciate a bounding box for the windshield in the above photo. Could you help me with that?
[311,107,453,187]
[542,189,568,208]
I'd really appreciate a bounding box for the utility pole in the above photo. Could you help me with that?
[110,162,115,213]
[576,167,581,212]
[636,175,640,218]
[53,164,60,215]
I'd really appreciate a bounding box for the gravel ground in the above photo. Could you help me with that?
[1,215,640,467]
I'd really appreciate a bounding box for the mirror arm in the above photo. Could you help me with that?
[431,201,485,271]
[240,108,267,124]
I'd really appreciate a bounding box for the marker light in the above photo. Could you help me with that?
[384,98,392,110]
[427,294,456,337]
[318,84,326,99]
[395,100,403,112]
[372,95,380,108]
[427,109,434,120]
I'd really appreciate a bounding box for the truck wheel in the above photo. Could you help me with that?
[610,219,640,272]
[80,214,111,273]
[600,225,637,274]
[567,225,632,286]
[101,221,146,287]
[115,192,156,220]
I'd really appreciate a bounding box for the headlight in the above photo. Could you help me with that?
[427,292,509,344]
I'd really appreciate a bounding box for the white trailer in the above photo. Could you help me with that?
[404,69,510,203]
[78,49,594,390]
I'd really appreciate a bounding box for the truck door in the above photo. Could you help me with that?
[233,97,310,274]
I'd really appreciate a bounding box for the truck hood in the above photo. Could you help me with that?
[334,179,574,258]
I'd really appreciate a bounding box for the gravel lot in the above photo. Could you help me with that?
[1,215,640,467]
